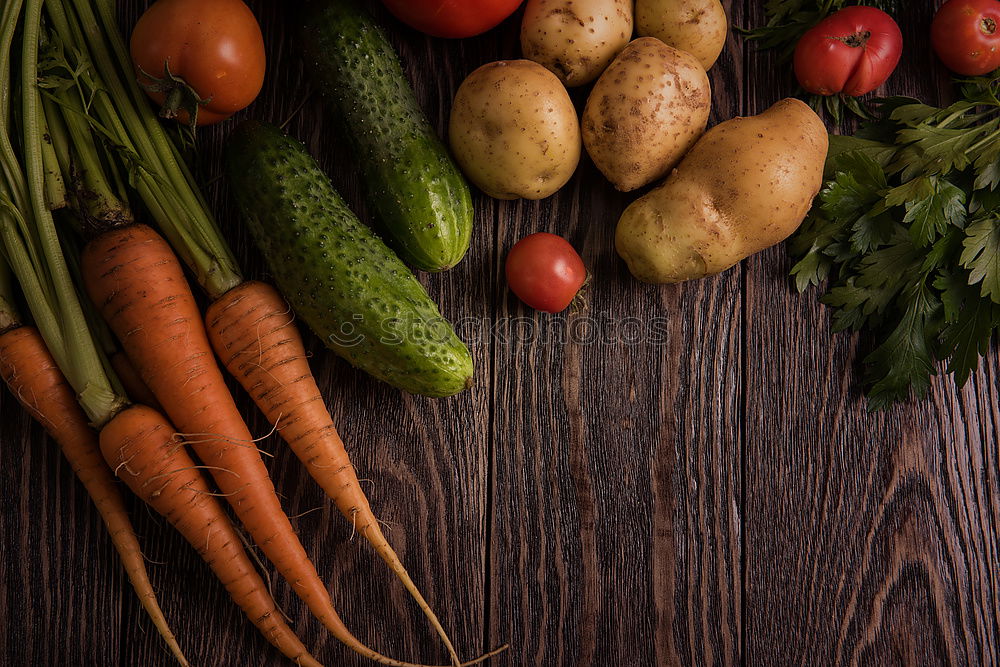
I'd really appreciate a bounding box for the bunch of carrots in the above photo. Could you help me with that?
[0,0,503,664]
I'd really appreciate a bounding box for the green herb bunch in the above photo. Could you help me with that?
[791,75,1000,409]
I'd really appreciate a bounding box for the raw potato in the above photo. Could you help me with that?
[521,0,633,87]
[616,98,828,284]
[449,60,581,200]
[583,38,711,192]
[636,0,728,71]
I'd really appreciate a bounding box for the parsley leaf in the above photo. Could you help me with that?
[790,210,842,291]
[884,176,966,247]
[972,137,1000,190]
[863,282,939,410]
[821,231,923,332]
[961,215,1000,302]
[935,272,1000,385]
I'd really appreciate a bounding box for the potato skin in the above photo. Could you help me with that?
[582,38,711,192]
[448,60,581,200]
[636,0,728,71]
[521,0,633,87]
[615,98,829,284]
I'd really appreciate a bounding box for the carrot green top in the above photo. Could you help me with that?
[43,0,244,300]
[0,0,126,427]
[0,253,20,332]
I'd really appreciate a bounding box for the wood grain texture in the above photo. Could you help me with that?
[485,2,744,665]
[744,2,1000,666]
[0,1,998,666]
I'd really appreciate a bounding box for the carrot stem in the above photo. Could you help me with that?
[0,254,20,331]
[15,0,121,427]
[58,226,128,400]
[40,90,72,185]
[38,94,67,211]
[0,0,29,209]
[44,82,132,229]
[0,0,70,411]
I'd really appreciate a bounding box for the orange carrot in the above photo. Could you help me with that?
[81,223,473,667]
[108,349,161,411]
[207,280,500,666]
[99,404,322,667]
[0,324,188,666]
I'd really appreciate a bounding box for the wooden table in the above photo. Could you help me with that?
[2,1,998,665]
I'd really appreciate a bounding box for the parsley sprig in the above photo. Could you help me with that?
[791,74,1000,409]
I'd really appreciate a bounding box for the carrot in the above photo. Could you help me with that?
[0,324,188,666]
[99,404,323,667]
[3,2,315,661]
[108,347,160,410]
[81,223,474,667]
[0,1,188,657]
[29,0,492,659]
[206,280,504,666]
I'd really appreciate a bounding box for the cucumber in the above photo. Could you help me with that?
[225,121,473,398]
[301,0,473,272]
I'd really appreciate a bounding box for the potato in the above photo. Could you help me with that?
[449,60,581,200]
[582,37,711,192]
[636,0,728,71]
[615,98,828,283]
[521,0,633,87]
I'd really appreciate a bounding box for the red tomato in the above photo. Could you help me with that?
[505,233,587,313]
[793,6,903,96]
[932,0,1000,76]
[130,0,265,127]
[381,0,524,39]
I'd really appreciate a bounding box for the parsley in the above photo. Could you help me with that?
[791,74,1000,408]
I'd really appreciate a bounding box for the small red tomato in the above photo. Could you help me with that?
[932,0,1000,76]
[381,0,524,39]
[793,6,903,96]
[505,233,587,313]
[130,0,265,127]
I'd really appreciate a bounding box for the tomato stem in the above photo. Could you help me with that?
[837,30,871,48]
[982,17,997,36]
[137,61,212,132]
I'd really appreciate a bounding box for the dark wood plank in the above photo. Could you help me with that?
[486,2,744,664]
[744,1,1000,664]
[0,409,125,666]
[6,0,998,665]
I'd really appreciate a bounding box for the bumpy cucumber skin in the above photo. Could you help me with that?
[301,0,473,272]
[225,121,473,398]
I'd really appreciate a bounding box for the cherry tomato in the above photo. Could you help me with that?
[381,0,524,39]
[505,233,587,313]
[932,0,1000,76]
[130,0,265,127]
[793,6,903,96]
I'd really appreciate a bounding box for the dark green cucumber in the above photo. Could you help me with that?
[301,0,472,272]
[225,121,473,397]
